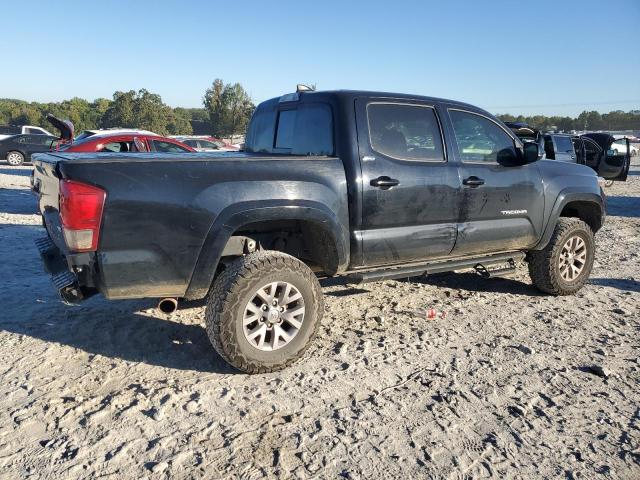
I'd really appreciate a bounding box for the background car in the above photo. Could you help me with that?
[612,138,638,156]
[73,128,158,142]
[0,125,54,141]
[1,134,58,165]
[171,135,240,151]
[58,132,195,153]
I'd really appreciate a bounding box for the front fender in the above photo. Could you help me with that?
[185,200,349,300]
[533,188,604,250]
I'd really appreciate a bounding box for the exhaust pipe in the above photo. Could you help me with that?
[158,297,178,314]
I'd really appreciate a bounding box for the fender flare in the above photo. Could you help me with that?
[533,188,604,250]
[184,200,349,300]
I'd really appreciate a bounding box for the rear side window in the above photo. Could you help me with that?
[152,140,189,153]
[367,103,444,161]
[26,128,43,134]
[274,104,333,155]
[449,110,515,163]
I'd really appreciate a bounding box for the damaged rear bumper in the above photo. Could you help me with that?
[35,236,95,304]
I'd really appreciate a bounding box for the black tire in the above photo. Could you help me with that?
[204,251,324,373]
[527,218,595,295]
[6,151,25,166]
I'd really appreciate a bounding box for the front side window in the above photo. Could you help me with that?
[26,128,43,134]
[367,103,444,161]
[449,110,516,163]
[99,141,130,152]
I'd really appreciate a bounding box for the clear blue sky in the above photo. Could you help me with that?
[1,0,638,116]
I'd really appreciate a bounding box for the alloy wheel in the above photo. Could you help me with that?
[242,281,305,351]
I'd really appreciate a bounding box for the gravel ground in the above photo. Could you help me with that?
[0,160,638,479]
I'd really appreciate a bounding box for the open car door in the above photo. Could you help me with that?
[582,133,630,181]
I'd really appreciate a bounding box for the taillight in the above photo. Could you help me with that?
[59,180,106,252]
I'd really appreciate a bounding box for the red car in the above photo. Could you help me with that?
[58,132,195,153]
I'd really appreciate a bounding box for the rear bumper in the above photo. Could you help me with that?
[34,235,96,304]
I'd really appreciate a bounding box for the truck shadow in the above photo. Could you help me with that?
[0,166,33,177]
[605,195,640,218]
[589,277,640,293]
[0,187,39,215]
[0,300,238,374]
[398,271,544,296]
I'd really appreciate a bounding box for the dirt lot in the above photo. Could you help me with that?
[0,160,638,479]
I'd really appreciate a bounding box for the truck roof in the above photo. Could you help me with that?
[276,89,483,112]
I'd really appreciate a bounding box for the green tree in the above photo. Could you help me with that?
[100,89,177,135]
[203,79,255,137]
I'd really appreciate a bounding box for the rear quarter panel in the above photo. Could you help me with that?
[55,152,349,299]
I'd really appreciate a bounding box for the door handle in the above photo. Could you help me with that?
[370,176,400,189]
[463,176,485,187]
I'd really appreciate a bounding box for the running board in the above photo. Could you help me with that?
[346,252,525,285]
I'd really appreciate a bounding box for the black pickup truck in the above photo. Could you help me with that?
[32,89,611,373]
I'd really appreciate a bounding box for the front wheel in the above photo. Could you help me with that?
[6,151,25,166]
[527,218,595,295]
[205,251,324,373]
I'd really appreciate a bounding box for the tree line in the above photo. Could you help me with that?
[496,110,640,132]
[2,83,638,137]
[0,79,255,137]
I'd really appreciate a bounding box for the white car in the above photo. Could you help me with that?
[0,125,54,141]
[611,139,638,156]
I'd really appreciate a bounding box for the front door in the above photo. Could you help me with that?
[444,108,545,256]
[354,99,461,267]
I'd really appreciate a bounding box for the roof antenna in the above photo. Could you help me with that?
[296,84,315,93]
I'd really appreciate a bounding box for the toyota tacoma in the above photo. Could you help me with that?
[32,89,614,373]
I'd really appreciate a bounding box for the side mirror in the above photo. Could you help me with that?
[523,141,540,163]
[606,149,616,156]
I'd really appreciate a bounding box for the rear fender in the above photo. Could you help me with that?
[185,200,349,300]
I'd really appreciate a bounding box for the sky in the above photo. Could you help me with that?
[1,0,639,117]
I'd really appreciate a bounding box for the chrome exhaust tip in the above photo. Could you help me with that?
[158,297,178,314]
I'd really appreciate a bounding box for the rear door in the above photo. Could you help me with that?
[355,98,461,267]
[444,108,545,256]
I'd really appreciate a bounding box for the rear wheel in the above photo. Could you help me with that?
[205,251,323,373]
[6,151,24,166]
[527,218,595,295]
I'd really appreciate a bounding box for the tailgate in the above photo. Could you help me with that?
[32,153,66,252]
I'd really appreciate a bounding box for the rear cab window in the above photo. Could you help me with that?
[245,100,334,156]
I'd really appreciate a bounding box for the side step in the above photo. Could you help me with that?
[346,252,525,285]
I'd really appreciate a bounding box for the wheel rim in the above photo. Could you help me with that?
[242,281,305,351]
[7,152,23,165]
[558,235,587,282]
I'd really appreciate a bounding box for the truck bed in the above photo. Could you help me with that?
[32,151,349,299]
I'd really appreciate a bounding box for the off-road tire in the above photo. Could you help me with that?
[205,251,324,373]
[6,151,25,166]
[527,218,595,295]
